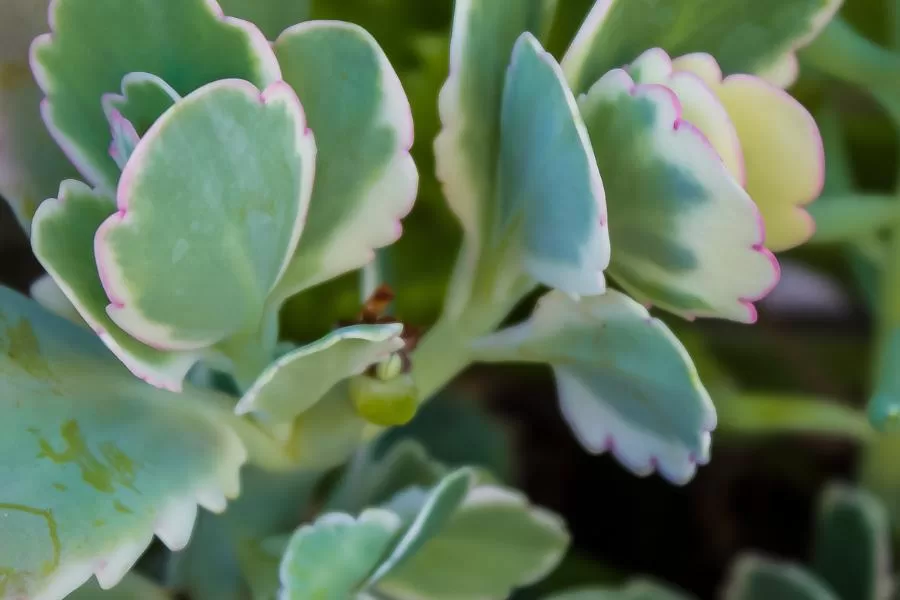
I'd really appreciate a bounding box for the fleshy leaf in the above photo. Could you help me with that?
[578,69,778,323]
[0,286,246,600]
[31,0,281,191]
[288,382,370,469]
[562,0,843,94]
[32,180,202,392]
[278,510,402,600]
[169,467,323,600]
[271,21,417,302]
[434,0,554,315]
[367,468,475,585]
[473,290,715,484]
[235,323,405,423]
[95,80,315,351]
[101,72,180,137]
[325,440,447,514]
[495,33,609,296]
[672,53,823,252]
[725,555,840,600]
[0,0,77,230]
[811,484,891,600]
[374,485,569,600]
[627,49,744,182]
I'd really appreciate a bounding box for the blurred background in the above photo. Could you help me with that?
[1,0,897,597]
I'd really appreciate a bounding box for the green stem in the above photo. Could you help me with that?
[808,195,900,243]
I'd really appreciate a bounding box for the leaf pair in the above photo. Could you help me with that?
[279,450,568,599]
[20,0,417,390]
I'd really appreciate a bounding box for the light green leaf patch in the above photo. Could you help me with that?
[724,555,839,600]
[102,72,180,137]
[0,287,246,600]
[325,440,447,515]
[271,21,417,303]
[578,69,778,323]
[0,0,78,231]
[374,485,569,600]
[235,323,405,424]
[278,509,402,600]
[95,79,315,352]
[494,33,609,297]
[368,468,475,585]
[562,0,842,94]
[31,0,281,191]
[473,290,715,484]
[32,180,202,392]
[434,0,557,315]
[811,484,891,600]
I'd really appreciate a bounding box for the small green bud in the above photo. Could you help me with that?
[349,373,418,427]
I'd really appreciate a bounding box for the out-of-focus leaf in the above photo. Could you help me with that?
[811,483,891,600]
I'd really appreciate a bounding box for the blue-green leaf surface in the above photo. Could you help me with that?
[473,290,714,484]
[0,287,246,600]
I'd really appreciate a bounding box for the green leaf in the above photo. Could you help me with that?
[271,21,417,303]
[473,290,714,484]
[94,80,315,354]
[578,68,778,323]
[0,287,246,600]
[68,573,171,599]
[217,0,311,39]
[811,484,891,600]
[716,393,872,441]
[278,509,402,600]
[0,0,78,230]
[434,0,555,316]
[325,441,447,515]
[547,579,695,599]
[32,181,203,392]
[169,467,323,600]
[562,0,842,95]
[235,323,405,424]
[288,381,370,469]
[102,72,180,137]
[724,555,840,600]
[494,33,609,297]
[374,485,569,600]
[32,0,281,191]
[368,469,475,584]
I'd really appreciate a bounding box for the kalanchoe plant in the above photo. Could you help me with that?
[0,0,841,598]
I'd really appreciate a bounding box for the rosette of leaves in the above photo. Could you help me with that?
[4,0,417,393]
[406,0,837,484]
